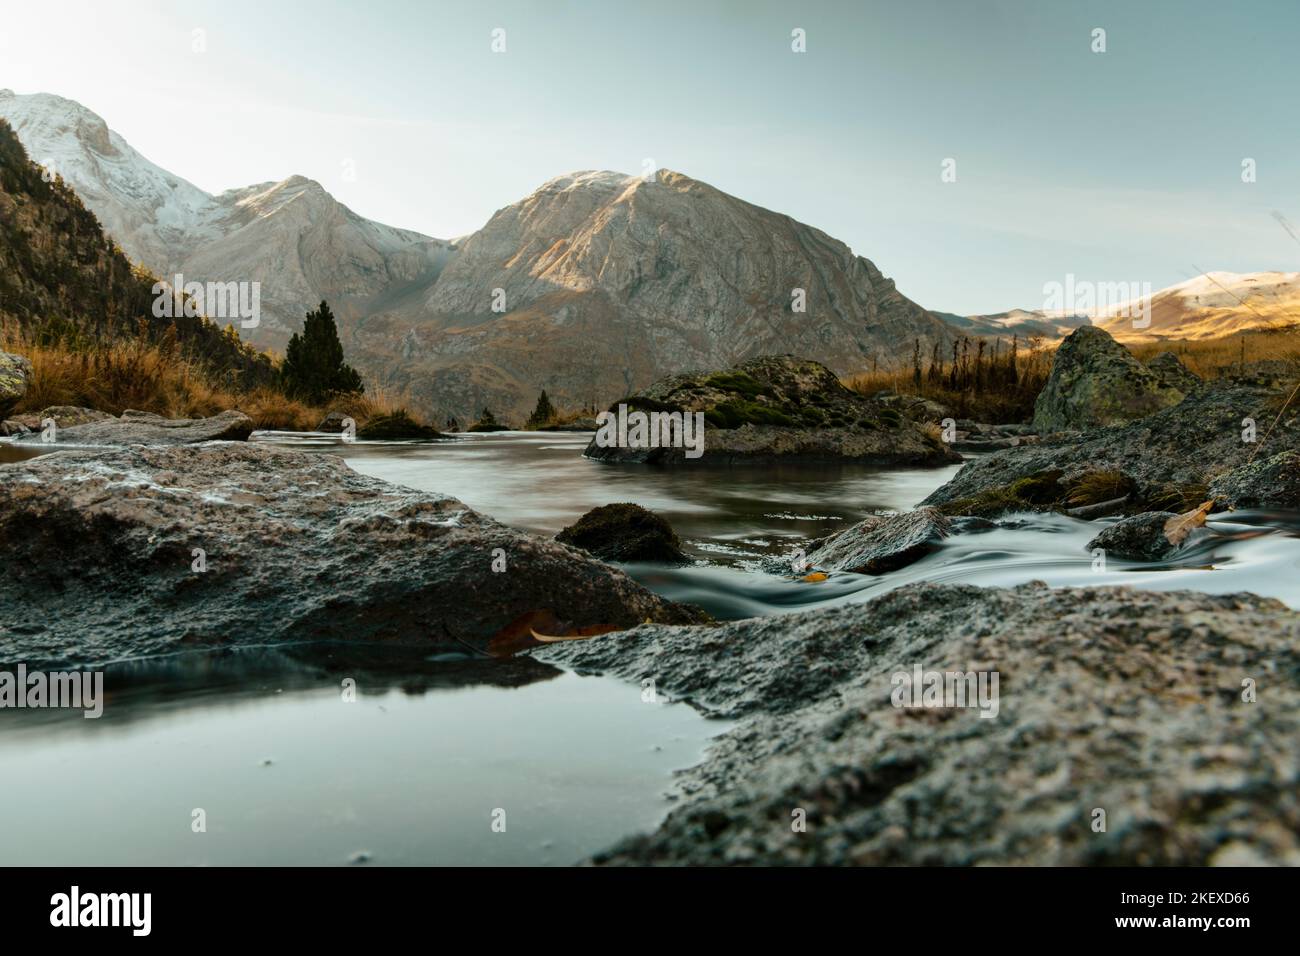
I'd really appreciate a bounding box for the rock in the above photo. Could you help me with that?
[0,351,31,419]
[536,418,599,432]
[585,355,960,467]
[556,503,687,564]
[13,408,254,446]
[1032,326,1184,433]
[923,376,1297,515]
[1145,351,1201,393]
[1209,451,1300,510]
[0,444,704,668]
[35,406,115,428]
[538,582,1300,865]
[1085,512,1185,561]
[0,420,31,437]
[355,411,441,440]
[316,411,352,433]
[804,508,951,575]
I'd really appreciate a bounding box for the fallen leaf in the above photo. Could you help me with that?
[486,609,561,657]
[1163,501,1213,547]
[802,571,828,582]
[530,624,623,644]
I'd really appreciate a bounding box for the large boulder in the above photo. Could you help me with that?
[584,354,959,466]
[923,375,1298,515]
[804,507,951,575]
[556,503,687,563]
[1209,451,1300,510]
[0,444,705,668]
[13,408,254,446]
[0,351,31,419]
[539,582,1300,865]
[1033,326,1184,433]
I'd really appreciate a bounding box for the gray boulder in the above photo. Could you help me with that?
[539,582,1300,865]
[316,411,352,433]
[14,408,254,446]
[0,351,31,419]
[1209,451,1300,510]
[0,444,705,667]
[924,376,1298,513]
[1085,511,1183,561]
[34,406,115,428]
[556,503,687,564]
[1033,326,1184,434]
[805,507,951,575]
[1145,351,1201,393]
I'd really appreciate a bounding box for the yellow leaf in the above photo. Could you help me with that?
[802,572,828,582]
[1163,501,1213,547]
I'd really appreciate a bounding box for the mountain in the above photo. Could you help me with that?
[347,170,957,418]
[0,117,272,384]
[0,90,454,348]
[1,92,957,420]
[1095,271,1300,341]
[936,308,1091,342]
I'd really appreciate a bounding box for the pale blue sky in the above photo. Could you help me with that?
[3,0,1297,313]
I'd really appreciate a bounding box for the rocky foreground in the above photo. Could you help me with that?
[540,582,1300,865]
[0,443,704,667]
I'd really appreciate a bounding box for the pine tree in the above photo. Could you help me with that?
[526,390,556,427]
[280,301,363,403]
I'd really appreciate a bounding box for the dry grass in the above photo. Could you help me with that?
[1125,326,1300,378]
[2,329,416,431]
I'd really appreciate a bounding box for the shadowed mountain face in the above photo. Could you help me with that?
[1,92,955,420]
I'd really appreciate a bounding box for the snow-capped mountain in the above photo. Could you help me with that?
[1095,271,1300,340]
[0,89,453,346]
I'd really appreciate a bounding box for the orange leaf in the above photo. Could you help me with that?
[802,572,828,582]
[1163,501,1213,547]
[486,609,561,657]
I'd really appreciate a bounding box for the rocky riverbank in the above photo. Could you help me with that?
[0,443,706,668]
[539,582,1300,865]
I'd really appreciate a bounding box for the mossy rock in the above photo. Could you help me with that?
[356,411,442,440]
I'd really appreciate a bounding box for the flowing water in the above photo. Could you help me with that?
[3,429,1299,865]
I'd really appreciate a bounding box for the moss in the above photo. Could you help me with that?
[937,469,1067,518]
[703,371,774,399]
[705,399,796,429]
[878,407,903,428]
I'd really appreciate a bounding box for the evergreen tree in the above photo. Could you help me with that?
[526,389,556,427]
[280,301,363,403]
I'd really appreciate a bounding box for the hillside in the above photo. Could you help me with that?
[0,117,272,385]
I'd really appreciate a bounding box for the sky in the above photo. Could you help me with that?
[2,0,1298,314]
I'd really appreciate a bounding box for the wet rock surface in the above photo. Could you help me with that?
[923,376,1298,513]
[556,503,687,564]
[1033,326,1184,433]
[1085,512,1184,561]
[585,355,960,466]
[0,444,704,667]
[1209,451,1300,510]
[355,411,442,441]
[804,507,951,575]
[11,408,255,446]
[539,582,1300,865]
